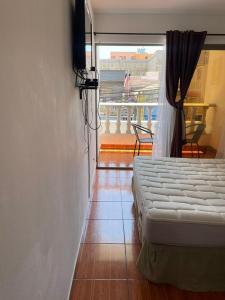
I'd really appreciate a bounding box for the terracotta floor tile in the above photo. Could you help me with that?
[89,201,123,220]
[73,168,225,300]
[94,183,121,192]
[97,146,216,169]
[124,220,140,244]
[128,280,169,300]
[92,280,129,300]
[166,285,225,300]
[84,220,124,243]
[117,162,133,168]
[122,202,135,219]
[119,170,133,178]
[75,244,126,279]
[81,221,88,243]
[126,244,144,279]
[71,279,225,300]
[120,176,133,188]
[70,280,129,300]
[93,188,122,202]
[127,280,152,300]
[165,284,190,300]
[70,279,92,299]
[148,281,169,300]
[99,162,121,168]
[121,189,134,202]
[96,169,121,178]
[95,175,121,186]
[205,293,225,300]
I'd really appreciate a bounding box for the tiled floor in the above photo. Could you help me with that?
[98,146,216,168]
[70,169,224,300]
[98,151,148,168]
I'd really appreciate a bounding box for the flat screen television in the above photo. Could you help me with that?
[73,0,92,72]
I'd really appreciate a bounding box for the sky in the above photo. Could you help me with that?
[98,45,162,59]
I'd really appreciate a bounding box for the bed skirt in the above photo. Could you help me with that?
[137,241,225,291]
[132,177,225,291]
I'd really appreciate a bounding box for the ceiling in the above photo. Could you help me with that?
[91,0,225,14]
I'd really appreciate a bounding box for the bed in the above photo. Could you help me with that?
[133,156,225,291]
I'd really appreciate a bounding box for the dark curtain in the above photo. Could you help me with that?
[166,30,207,157]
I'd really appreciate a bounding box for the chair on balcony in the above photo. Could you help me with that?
[132,124,154,156]
[183,123,205,158]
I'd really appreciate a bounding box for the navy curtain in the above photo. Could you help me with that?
[166,30,207,157]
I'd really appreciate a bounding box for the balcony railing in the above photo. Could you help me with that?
[99,102,216,135]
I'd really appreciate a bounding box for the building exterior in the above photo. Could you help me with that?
[100,70,126,102]
[110,50,152,61]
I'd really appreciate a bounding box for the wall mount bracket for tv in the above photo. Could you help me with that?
[79,78,99,99]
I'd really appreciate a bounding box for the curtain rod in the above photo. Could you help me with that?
[94,32,225,37]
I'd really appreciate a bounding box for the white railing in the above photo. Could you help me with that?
[99,102,216,134]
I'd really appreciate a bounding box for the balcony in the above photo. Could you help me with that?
[98,102,217,167]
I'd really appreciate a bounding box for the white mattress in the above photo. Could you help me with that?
[133,157,225,247]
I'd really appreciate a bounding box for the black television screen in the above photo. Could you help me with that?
[85,13,92,71]
[73,0,92,71]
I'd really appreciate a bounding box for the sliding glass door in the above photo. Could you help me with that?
[96,44,163,168]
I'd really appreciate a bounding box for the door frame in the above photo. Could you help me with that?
[94,43,225,169]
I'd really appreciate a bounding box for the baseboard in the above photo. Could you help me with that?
[67,168,96,300]
[89,166,96,201]
[66,202,89,300]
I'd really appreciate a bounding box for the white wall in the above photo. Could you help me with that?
[0,0,95,299]
[94,13,225,44]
